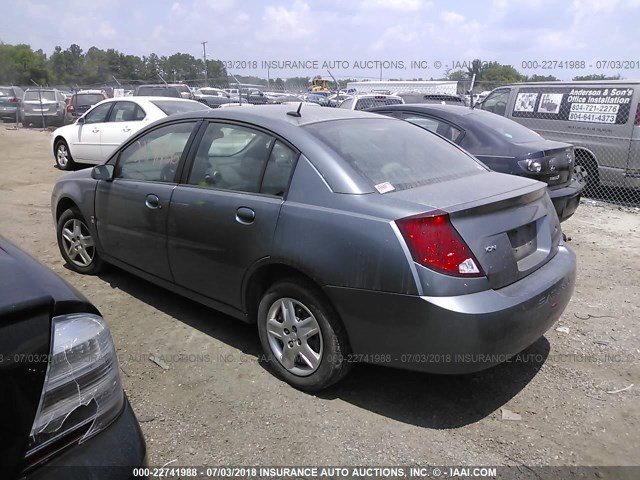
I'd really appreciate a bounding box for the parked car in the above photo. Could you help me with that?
[51,96,210,170]
[478,80,640,194]
[21,88,69,127]
[66,90,108,119]
[339,94,404,110]
[51,106,576,391]
[169,83,195,100]
[133,84,182,97]
[305,93,336,107]
[369,104,584,222]
[0,85,25,122]
[396,92,468,106]
[241,89,269,105]
[194,88,240,108]
[0,235,146,478]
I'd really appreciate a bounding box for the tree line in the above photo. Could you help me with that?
[0,43,228,87]
[0,42,624,91]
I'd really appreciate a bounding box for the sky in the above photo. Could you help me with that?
[3,0,640,81]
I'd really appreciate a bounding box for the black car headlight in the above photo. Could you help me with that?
[25,313,123,462]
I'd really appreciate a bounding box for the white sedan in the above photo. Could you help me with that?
[51,96,210,170]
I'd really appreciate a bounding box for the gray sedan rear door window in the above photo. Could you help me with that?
[188,123,274,193]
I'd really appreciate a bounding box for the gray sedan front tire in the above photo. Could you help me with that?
[57,208,104,274]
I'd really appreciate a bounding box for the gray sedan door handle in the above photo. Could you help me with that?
[236,207,255,224]
[145,194,162,210]
[91,128,99,133]
[123,126,131,132]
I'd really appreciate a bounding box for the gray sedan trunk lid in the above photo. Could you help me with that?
[386,172,561,289]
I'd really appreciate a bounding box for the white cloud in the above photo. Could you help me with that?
[440,11,465,24]
[98,22,117,40]
[371,24,420,52]
[171,2,186,15]
[362,0,427,11]
[195,0,237,11]
[256,1,315,42]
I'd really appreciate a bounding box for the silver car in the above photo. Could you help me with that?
[22,88,69,127]
[51,106,576,390]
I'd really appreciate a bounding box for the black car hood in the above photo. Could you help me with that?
[0,236,94,319]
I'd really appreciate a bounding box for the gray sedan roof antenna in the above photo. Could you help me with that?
[287,102,303,117]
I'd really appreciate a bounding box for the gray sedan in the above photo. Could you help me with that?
[51,105,576,390]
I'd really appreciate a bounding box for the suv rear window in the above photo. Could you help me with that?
[136,86,181,97]
[172,85,191,95]
[25,91,56,101]
[305,118,485,191]
[0,88,13,96]
[75,94,105,106]
[150,100,210,116]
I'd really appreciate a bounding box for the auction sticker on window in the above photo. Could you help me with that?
[374,182,395,193]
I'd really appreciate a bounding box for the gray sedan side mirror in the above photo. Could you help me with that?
[77,116,85,124]
[91,164,114,181]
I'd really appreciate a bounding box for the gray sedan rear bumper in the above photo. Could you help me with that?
[325,245,576,374]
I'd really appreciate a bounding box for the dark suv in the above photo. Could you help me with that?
[66,91,107,119]
[134,84,182,97]
[0,236,147,478]
[0,86,25,122]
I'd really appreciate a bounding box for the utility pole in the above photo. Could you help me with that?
[201,41,208,86]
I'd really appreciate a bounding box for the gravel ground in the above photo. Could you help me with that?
[1,126,638,470]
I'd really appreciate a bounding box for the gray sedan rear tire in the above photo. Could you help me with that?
[257,278,352,391]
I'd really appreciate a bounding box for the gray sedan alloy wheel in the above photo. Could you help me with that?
[56,208,104,274]
[266,297,324,376]
[257,279,351,391]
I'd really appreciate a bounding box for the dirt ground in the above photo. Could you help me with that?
[1,126,638,470]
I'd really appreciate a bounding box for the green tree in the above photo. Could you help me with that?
[445,69,468,81]
[526,74,560,82]
[0,43,49,85]
[572,74,621,81]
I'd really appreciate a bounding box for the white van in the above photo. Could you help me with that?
[479,81,640,193]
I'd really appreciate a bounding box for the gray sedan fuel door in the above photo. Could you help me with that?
[95,121,198,280]
[167,123,295,310]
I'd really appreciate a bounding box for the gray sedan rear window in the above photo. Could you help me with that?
[150,100,210,116]
[305,118,485,191]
